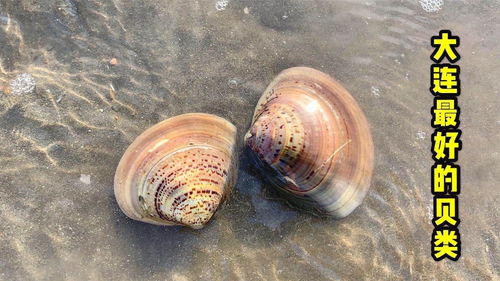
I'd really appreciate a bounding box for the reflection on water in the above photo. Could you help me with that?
[0,0,498,280]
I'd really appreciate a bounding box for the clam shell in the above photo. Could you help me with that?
[114,113,237,229]
[245,67,374,218]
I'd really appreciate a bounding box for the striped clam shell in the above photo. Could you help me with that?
[244,67,374,218]
[114,113,237,229]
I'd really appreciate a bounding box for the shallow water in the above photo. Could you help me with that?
[0,0,499,280]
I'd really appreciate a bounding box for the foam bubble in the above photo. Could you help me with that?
[419,0,443,13]
[215,0,229,11]
[9,73,36,95]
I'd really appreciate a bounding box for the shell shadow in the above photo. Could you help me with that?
[220,141,339,249]
[108,195,200,276]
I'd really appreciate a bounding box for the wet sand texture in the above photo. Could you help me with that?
[0,0,499,280]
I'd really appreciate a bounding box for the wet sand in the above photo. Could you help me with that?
[0,0,499,280]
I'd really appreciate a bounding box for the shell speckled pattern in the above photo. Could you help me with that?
[244,67,374,218]
[114,113,237,229]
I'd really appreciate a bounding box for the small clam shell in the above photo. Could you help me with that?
[245,67,374,218]
[114,113,237,229]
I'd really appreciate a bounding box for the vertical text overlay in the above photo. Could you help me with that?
[430,30,461,261]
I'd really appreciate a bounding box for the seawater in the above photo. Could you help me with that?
[0,0,498,280]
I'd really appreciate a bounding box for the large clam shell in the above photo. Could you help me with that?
[114,113,237,229]
[244,67,374,218]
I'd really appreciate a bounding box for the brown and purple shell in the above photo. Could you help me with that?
[114,113,237,229]
[245,67,374,218]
